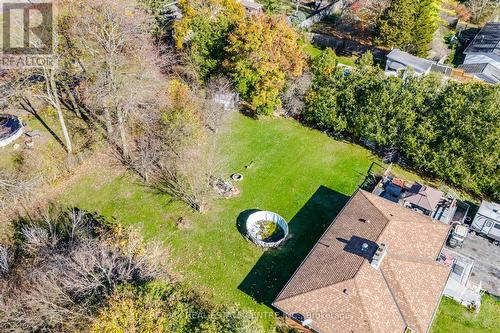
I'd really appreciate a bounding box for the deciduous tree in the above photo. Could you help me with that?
[65,0,163,158]
[225,14,305,115]
[0,209,167,333]
[466,0,497,24]
[173,0,244,80]
[373,0,440,56]
[304,50,500,199]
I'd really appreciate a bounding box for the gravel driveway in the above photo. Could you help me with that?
[447,232,500,296]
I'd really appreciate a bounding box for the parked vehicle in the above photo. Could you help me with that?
[470,201,500,244]
[448,224,468,248]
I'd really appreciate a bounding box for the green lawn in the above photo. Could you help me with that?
[11,112,485,331]
[303,42,359,66]
[59,114,379,328]
[431,295,500,333]
[57,114,437,329]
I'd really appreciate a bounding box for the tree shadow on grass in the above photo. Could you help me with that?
[238,186,349,306]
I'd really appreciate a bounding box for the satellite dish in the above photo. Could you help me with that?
[302,319,313,327]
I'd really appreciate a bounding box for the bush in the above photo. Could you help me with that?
[304,50,500,199]
[0,209,167,332]
[91,282,263,333]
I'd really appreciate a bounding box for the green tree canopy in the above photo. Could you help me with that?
[225,14,305,115]
[373,0,440,57]
[173,0,244,80]
[305,49,500,199]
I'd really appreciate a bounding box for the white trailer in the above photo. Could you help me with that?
[471,201,500,243]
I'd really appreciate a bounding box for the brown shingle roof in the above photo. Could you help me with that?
[273,190,450,333]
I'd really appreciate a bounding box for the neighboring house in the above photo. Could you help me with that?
[402,183,444,216]
[471,201,500,242]
[273,190,450,333]
[385,49,452,77]
[457,62,500,84]
[238,0,263,13]
[385,49,435,76]
[460,22,500,80]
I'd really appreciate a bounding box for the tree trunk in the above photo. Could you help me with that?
[48,69,73,154]
[117,110,128,158]
[104,108,113,138]
[62,83,81,118]
[20,97,66,149]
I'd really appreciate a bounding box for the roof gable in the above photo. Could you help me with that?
[274,191,390,301]
[273,190,450,333]
[381,256,450,332]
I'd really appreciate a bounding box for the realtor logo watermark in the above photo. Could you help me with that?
[1,0,55,68]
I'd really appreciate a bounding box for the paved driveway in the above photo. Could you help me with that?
[447,232,500,296]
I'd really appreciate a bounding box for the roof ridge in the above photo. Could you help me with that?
[359,190,406,245]
[359,190,393,220]
[388,253,445,266]
[352,272,375,333]
[273,277,357,303]
[379,266,408,330]
[273,189,363,303]
[388,217,436,225]
[381,258,423,332]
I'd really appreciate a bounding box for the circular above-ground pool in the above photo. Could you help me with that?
[0,114,23,148]
[246,211,289,248]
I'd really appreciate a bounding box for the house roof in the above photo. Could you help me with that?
[403,183,444,212]
[239,0,263,11]
[458,63,500,84]
[273,190,450,333]
[477,201,500,222]
[463,22,500,56]
[430,63,453,76]
[387,49,434,74]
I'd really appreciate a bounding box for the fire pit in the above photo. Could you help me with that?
[231,173,243,181]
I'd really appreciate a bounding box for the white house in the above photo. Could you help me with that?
[459,22,500,84]
[237,0,263,13]
[385,49,452,77]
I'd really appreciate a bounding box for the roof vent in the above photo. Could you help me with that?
[361,243,369,252]
[343,288,349,295]
[302,319,313,327]
[371,243,388,269]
